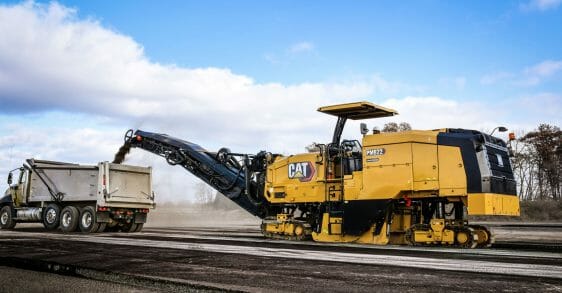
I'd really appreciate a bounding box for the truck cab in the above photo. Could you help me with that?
[3,167,31,208]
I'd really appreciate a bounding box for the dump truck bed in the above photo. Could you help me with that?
[27,160,154,209]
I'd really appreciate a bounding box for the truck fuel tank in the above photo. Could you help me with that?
[16,208,42,221]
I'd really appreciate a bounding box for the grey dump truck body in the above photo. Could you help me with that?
[0,159,154,233]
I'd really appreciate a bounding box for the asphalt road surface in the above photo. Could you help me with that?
[1,224,561,292]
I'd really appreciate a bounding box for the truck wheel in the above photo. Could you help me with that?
[121,222,138,233]
[0,206,16,230]
[60,206,79,232]
[104,220,119,232]
[134,223,144,232]
[42,204,61,230]
[79,206,100,233]
[96,223,107,233]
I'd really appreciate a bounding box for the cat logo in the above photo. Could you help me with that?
[288,162,315,182]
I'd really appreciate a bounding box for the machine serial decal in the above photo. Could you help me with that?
[288,162,315,182]
[366,148,385,156]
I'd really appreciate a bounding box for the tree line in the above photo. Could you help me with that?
[511,124,561,201]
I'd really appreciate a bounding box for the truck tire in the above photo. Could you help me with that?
[60,206,79,232]
[96,223,107,233]
[0,206,16,230]
[134,223,144,232]
[79,206,100,233]
[121,222,138,233]
[42,204,61,230]
[104,221,119,232]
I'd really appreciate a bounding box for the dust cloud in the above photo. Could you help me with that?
[146,200,260,228]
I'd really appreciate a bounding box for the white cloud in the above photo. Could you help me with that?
[455,77,467,89]
[480,71,513,85]
[263,53,280,64]
[264,42,316,64]
[379,96,501,130]
[439,76,466,90]
[0,2,381,147]
[520,0,562,11]
[481,60,562,87]
[518,60,562,86]
[524,60,562,77]
[516,92,562,124]
[288,41,315,54]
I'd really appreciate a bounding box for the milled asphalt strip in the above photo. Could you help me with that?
[2,231,562,279]
[128,231,562,260]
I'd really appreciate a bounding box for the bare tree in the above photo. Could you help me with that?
[510,130,537,200]
[399,122,412,131]
[382,122,399,132]
[517,124,562,201]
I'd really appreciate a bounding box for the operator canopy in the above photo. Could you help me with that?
[317,101,398,120]
[318,101,398,145]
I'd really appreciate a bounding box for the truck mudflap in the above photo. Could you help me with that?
[96,212,111,223]
[134,213,147,224]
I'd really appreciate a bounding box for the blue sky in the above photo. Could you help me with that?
[0,1,560,200]
[19,0,562,99]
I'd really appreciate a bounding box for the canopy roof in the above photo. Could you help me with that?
[317,101,398,120]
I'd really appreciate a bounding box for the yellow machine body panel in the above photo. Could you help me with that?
[411,143,439,192]
[362,130,438,145]
[358,142,413,199]
[265,153,327,204]
[467,193,520,216]
[357,130,467,200]
[343,172,362,200]
[437,145,467,196]
[312,213,390,245]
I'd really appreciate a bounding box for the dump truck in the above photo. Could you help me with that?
[114,101,519,248]
[0,159,154,233]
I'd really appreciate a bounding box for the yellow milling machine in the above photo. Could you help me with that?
[123,101,520,248]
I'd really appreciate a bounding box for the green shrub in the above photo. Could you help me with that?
[520,200,562,221]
